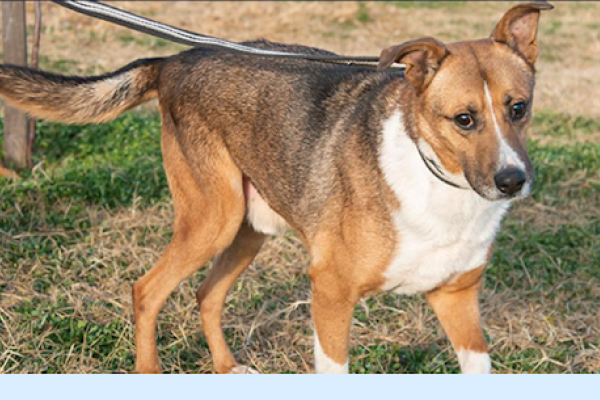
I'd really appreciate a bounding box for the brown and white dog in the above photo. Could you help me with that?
[0,2,552,373]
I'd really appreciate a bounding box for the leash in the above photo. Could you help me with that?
[51,1,405,70]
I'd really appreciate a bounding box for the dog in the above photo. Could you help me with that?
[0,2,552,373]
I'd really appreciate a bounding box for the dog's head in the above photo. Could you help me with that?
[379,2,553,201]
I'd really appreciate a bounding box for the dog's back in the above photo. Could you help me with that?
[0,39,401,231]
[158,41,401,229]
[0,38,340,125]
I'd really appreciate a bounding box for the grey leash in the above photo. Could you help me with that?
[51,1,405,70]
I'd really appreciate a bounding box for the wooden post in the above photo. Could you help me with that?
[27,1,42,168]
[1,1,28,170]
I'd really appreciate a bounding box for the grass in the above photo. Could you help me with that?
[118,34,180,51]
[1,108,598,373]
[386,1,467,10]
[1,0,599,373]
[357,2,371,24]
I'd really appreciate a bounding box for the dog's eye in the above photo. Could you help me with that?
[454,113,475,130]
[511,102,527,120]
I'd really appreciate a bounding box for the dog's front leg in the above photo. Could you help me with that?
[309,266,360,374]
[426,266,490,374]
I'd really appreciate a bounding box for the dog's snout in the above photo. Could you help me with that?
[494,168,526,196]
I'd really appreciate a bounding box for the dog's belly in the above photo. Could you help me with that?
[244,179,290,236]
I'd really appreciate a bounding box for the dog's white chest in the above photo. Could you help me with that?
[381,189,508,294]
[379,113,509,295]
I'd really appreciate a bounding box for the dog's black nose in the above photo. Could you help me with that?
[494,168,526,196]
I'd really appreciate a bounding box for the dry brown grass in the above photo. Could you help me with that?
[1,197,598,373]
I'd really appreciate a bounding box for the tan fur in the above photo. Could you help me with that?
[307,159,399,366]
[0,3,552,374]
[0,165,19,180]
[491,1,552,66]
[0,60,162,124]
[133,108,246,373]
[411,40,535,186]
[426,266,487,354]
[196,222,266,374]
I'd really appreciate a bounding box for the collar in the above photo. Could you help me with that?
[415,143,469,190]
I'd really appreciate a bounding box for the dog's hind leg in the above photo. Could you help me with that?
[196,222,266,374]
[133,122,246,374]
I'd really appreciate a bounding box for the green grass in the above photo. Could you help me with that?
[386,1,466,10]
[486,112,599,293]
[0,113,168,274]
[357,2,371,23]
[532,110,600,139]
[38,56,80,74]
[118,34,185,51]
[1,113,167,208]
[543,20,563,36]
[1,110,598,373]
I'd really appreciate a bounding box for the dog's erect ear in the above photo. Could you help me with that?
[377,37,449,93]
[491,1,554,65]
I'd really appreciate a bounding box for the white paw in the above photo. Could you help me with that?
[314,332,349,374]
[229,365,259,374]
[457,350,491,374]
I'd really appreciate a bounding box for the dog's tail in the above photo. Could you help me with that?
[0,58,165,124]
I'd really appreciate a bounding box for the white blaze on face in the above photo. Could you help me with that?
[483,81,526,172]
[457,349,492,374]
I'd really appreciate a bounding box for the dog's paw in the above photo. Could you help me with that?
[229,365,259,374]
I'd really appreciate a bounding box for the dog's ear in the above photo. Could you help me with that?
[377,37,449,93]
[490,1,554,65]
